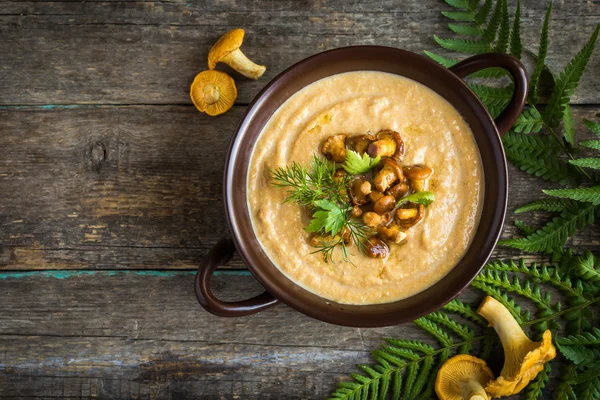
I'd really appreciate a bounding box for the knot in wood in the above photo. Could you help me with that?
[90,141,106,172]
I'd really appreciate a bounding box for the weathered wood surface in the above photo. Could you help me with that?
[0,273,498,399]
[0,0,599,105]
[1,0,599,398]
[1,105,599,271]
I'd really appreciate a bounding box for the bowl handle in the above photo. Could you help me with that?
[449,53,528,137]
[195,237,280,317]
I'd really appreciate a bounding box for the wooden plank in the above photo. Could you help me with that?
[0,0,598,105]
[0,272,489,399]
[1,105,599,270]
[0,271,559,399]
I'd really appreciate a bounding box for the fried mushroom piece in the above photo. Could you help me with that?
[321,134,347,163]
[369,190,385,203]
[373,158,404,192]
[349,176,372,205]
[387,182,409,199]
[395,203,425,228]
[346,134,376,155]
[378,224,409,244]
[365,237,390,258]
[362,211,382,228]
[404,165,433,192]
[350,205,363,218]
[367,130,405,160]
[373,195,396,215]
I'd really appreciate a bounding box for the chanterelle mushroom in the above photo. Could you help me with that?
[208,28,266,80]
[367,130,404,160]
[477,296,557,398]
[373,158,404,192]
[322,134,347,163]
[435,355,494,400]
[190,70,237,116]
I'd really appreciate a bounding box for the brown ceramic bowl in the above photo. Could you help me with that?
[195,46,527,327]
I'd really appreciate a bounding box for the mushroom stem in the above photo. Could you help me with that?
[464,380,488,400]
[221,49,266,80]
[203,83,220,105]
[478,296,531,357]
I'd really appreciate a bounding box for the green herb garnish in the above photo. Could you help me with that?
[270,155,348,208]
[270,156,372,263]
[397,191,435,207]
[343,150,381,175]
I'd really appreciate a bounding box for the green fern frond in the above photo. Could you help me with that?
[558,327,600,346]
[580,140,600,150]
[407,355,434,398]
[525,363,550,400]
[475,270,554,313]
[558,344,600,365]
[555,365,577,400]
[576,376,600,400]
[470,83,512,108]
[433,35,491,54]
[515,198,574,214]
[444,0,469,8]
[494,0,509,52]
[423,50,458,67]
[499,203,598,253]
[509,0,522,58]
[514,219,536,236]
[482,0,503,42]
[543,186,600,205]
[474,0,492,25]
[414,318,454,346]
[442,299,487,326]
[470,281,527,323]
[384,339,434,355]
[504,145,574,184]
[442,11,476,21]
[571,251,600,283]
[513,108,544,133]
[583,119,600,136]
[563,104,576,145]
[502,130,561,155]
[448,23,481,36]
[543,24,600,128]
[570,157,600,170]
[529,2,552,104]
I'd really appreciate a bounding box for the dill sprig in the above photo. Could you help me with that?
[269,155,372,263]
[270,155,348,209]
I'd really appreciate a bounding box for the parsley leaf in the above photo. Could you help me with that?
[343,150,381,175]
[305,199,348,237]
[397,191,435,207]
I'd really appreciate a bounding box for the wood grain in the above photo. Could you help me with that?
[0,272,493,399]
[1,105,599,271]
[0,0,598,105]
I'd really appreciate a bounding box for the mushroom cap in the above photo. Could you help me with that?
[190,70,237,116]
[485,330,556,397]
[435,355,494,400]
[477,296,557,398]
[208,29,245,69]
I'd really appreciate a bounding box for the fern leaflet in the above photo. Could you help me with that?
[543,186,600,205]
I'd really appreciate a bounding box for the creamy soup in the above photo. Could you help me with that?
[247,71,483,305]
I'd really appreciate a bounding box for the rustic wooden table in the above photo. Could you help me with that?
[1,0,598,399]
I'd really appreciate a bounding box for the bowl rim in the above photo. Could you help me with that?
[222,45,508,327]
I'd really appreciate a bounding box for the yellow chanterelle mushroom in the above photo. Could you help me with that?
[435,355,495,400]
[190,70,237,116]
[477,296,556,398]
[208,28,266,80]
